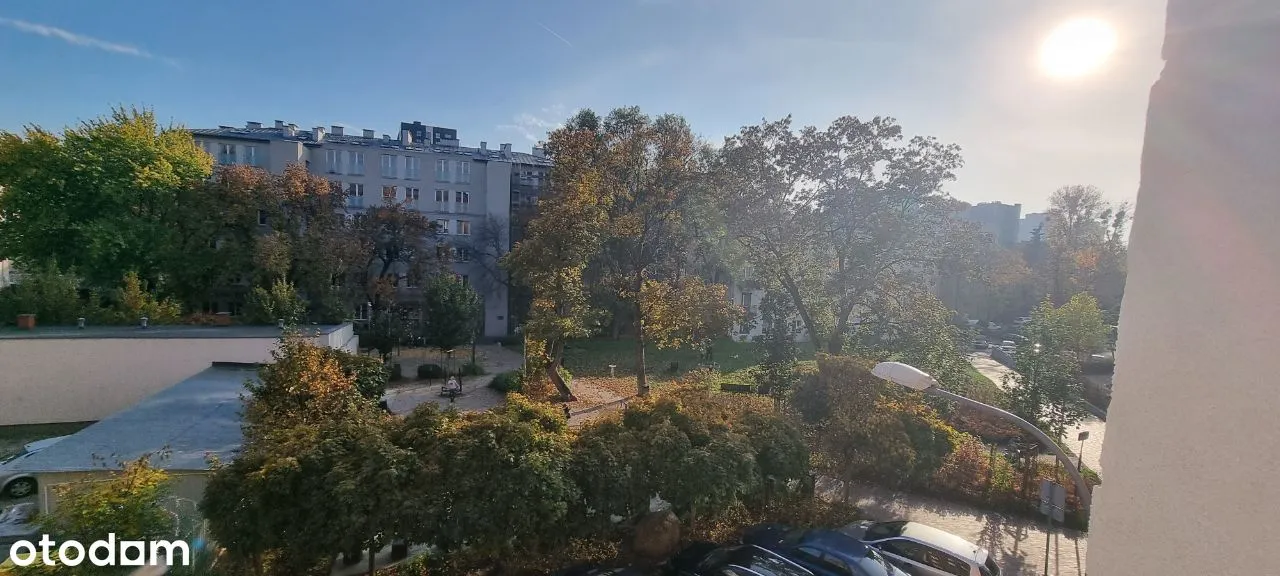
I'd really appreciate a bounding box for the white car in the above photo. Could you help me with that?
[841,520,1000,576]
[0,436,69,499]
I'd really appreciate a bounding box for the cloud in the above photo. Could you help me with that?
[497,105,568,143]
[0,16,179,68]
[535,21,573,48]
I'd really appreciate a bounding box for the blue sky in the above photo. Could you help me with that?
[0,0,1166,211]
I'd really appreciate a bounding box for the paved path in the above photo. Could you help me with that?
[383,344,523,414]
[818,479,1087,576]
[968,353,1107,476]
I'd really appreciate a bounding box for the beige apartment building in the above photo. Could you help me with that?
[189,120,550,338]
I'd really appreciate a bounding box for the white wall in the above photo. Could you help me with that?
[0,328,351,426]
[1088,1,1279,574]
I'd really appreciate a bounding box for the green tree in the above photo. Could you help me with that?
[0,263,87,325]
[714,115,966,354]
[752,291,801,401]
[18,456,174,576]
[245,279,307,325]
[1054,292,1108,361]
[420,274,481,369]
[1006,299,1089,439]
[0,107,213,291]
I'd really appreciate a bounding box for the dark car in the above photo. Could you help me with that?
[668,542,814,576]
[742,524,908,576]
[553,564,648,576]
[0,503,38,561]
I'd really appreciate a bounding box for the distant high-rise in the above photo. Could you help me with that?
[958,201,1022,247]
[1020,212,1049,241]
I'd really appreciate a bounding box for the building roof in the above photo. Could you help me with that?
[0,324,345,341]
[5,364,254,473]
[190,125,553,167]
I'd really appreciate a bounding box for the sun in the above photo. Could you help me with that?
[1038,17,1118,79]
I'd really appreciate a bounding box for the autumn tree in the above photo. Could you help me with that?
[714,116,966,354]
[350,202,442,313]
[0,107,212,292]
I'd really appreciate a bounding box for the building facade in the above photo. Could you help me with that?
[957,201,1022,247]
[1019,211,1049,242]
[189,120,550,338]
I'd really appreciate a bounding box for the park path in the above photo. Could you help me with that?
[818,478,1088,576]
[383,344,523,414]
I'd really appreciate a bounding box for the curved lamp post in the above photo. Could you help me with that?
[871,361,1092,516]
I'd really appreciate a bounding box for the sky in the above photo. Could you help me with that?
[0,0,1168,213]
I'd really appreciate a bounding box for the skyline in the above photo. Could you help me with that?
[0,0,1166,212]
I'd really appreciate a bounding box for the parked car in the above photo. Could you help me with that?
[971,339,988,351]
[0,435,69,498]
[0,503,38,560]
[1013,317,1031,326]
[668,542,813,576]
[742,524,908,576]
[841,521,999,576]
[554,564,647,576]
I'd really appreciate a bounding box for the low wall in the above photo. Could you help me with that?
[0,325,354,425]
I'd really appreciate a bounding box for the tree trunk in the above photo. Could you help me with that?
[367,542,376,576]
[547,338,575,400]
[635,303,649,396]
[778,273,825,353]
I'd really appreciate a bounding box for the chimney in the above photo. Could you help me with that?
[480,141,487,152]
[313,126,326,142]
[331,125,344,137]
[532,141,546,158]
[382,134,390,142]
[500,143,512,155]
[274,120,284,129]
[246,121,262,129]
[283,124,297,137]
[401,129,413,145]
[363,129,375,139]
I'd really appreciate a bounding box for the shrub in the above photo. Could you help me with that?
[488,370,523,393]
[458,361,485,376]
[323,349,389,400]
[0,263,88,325]
[244,279,307,325]
[417,363,447,379]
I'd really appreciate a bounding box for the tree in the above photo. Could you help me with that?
[0,262,86,325]
[420,274,481,369]
[1045,185,1107,305]
[640,277,742,356]
[752,291,801,401]
[1005,299,1089,439]
[0,107,213,291]
[1053,292,1108,361]
[244,279,307,325]
[349,202,442,313]
[714,116,965,354]
[21,456,174,576]
[467,215,512,297]
[203,336,408,575]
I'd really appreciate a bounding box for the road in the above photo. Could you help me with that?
[968,353,1107,476]
[819,478,1088,575]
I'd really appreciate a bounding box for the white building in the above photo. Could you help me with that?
[189,121,550,338]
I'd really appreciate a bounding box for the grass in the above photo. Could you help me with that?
[561,337,817,382]
[0,422,93,460]
[959,364,1009,408]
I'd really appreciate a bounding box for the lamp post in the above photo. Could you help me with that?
[1077,430,1090,472]
[871,361,1092,516]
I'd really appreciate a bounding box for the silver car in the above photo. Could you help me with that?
[841,521,1000,576]
[0,435,68,499]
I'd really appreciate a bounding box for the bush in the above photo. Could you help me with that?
[323,349,389,400]
[0,264,87,325]
[458,361,485,376]
[488,370,523,393]
[244,279,307,325]
[417,363,447,379]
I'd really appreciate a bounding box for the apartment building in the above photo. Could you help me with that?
[956,201,1022,247]
[189,120,551,337]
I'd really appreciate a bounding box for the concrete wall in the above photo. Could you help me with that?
[1088,1,1280,574]
[0,330,348,426]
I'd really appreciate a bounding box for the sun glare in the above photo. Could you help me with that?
[1038,17,1118,79]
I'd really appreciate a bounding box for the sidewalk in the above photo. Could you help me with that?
[818,478,1087,576]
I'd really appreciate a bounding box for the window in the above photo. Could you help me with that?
[457,160,471,183]
[435,219,450,234]
[455,247,471,262]
[460,274,469,285]
[382,185,398,201]
[454,190,470,205]
[436,159,449,181]
[793,547,850,576]
[347,183,364,197]
[406,187,420,201]
[355,303,370,321]
[244,145,257,166]
[456,219,471,235]
[923,550,969,576]
[381,154,397,178]
[405,156,421,180]
[435,189,447,202]
[350,151,365,175]
[326,150,342,174]
[218,143,236,165]
[877,540,931,566]
[257,210,268,225]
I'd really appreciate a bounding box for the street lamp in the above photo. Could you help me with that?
[870,361,1092,516]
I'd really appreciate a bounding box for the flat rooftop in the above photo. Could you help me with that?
[0,324,345,340]
[5,364,254,473]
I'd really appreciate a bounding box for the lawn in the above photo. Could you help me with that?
[561,337,816,382]
[0,422,92,460]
